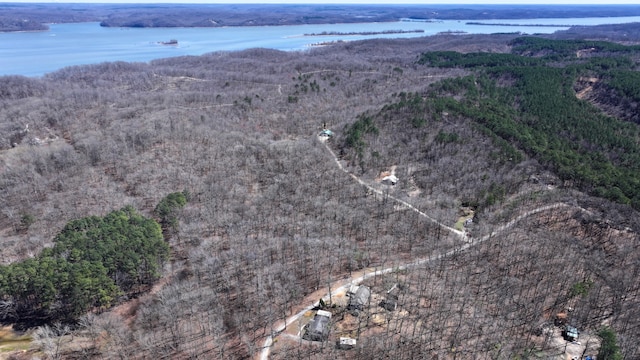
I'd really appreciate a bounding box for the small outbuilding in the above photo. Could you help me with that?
[381,174,398,185]
[338,337,357,350]
[304,310,332,342]
[562,325,579,342]
[347,286,371,315]
[380,295,398,311]
[319,129,334,137]
[380,283,399,311]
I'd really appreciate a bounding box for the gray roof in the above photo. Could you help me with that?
[304,311,331,341]
[348,286,371,310]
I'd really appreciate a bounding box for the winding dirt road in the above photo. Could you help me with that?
[257,137,584,360]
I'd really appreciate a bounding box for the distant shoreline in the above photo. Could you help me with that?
[467,22,577,27]
[3,3,640,32]
[303,29,425,37]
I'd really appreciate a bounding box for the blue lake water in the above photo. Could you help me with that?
[2,16,640,77]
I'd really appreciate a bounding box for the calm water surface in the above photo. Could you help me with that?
[2,16,640,77]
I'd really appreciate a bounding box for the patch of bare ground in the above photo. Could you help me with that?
[545,326,600,360]
[575,77,599,100]
[110,275,172,327]
[0,326,32,359]
[573,76,640,124]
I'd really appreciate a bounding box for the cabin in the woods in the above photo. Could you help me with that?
[347,285,371,315]
[304,310,332,341]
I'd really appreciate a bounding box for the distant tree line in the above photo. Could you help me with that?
[0,18,48,32]
[3,3,640,31]
[304,29,424,37]
[510,37,640,58]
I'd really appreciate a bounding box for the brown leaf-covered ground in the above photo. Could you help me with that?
[1,33,639,359]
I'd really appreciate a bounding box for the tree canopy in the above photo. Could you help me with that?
[0,206,168,327]
[411,40,640,209]
[598,327,623,360]
[154,191,188,230]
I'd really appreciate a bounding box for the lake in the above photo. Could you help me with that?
[3,16,640,77]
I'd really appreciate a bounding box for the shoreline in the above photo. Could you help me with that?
[303,29,425,37]
[467,21,577,27]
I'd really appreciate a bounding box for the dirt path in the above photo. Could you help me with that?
[321,139,466,239]
[257,138,590,360]
[258,202,577,359]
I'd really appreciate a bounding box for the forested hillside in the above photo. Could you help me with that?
[0,33,639,359]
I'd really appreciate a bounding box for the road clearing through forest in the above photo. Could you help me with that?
[257,137,585,360]
[321,138,466,240]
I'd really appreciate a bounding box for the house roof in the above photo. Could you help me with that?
[381,174,398,184]
[349,286,371,306]
[306,311,331,340]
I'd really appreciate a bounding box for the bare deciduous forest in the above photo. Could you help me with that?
[1,31,639,360]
